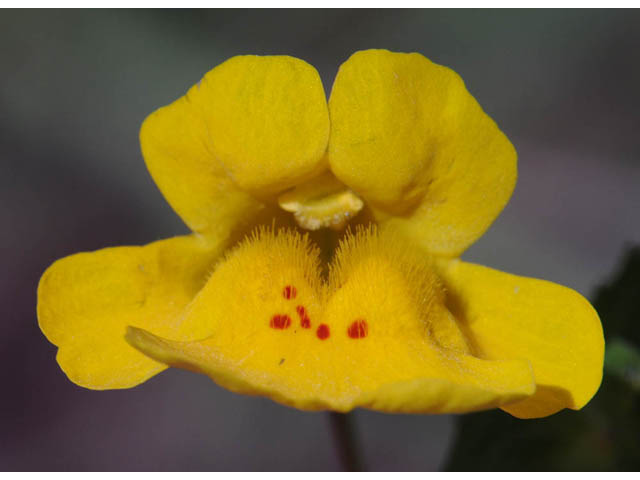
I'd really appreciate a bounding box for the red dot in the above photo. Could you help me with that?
[296,305,311,329]
[316,323,330,340]
[283,285,297,299]
[347,319,368,339]
[270,314,291,329]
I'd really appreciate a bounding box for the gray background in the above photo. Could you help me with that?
[1,9,639,470]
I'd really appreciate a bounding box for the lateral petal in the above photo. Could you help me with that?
[438,259,604,418]
[37,235,221,389]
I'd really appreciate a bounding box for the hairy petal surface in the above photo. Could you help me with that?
[328,49,517,257]
[127,228,535,413]
[37,235,221,389]
[438,259,605,418]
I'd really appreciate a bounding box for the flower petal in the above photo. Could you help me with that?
[328,49,517,257]
[37,235,221,389]
[141,55,329,236]
[140,92,263,237]
[438,259,605,418]
[196,55,330,194]
[127,326,534,413]
[126,228,535,413]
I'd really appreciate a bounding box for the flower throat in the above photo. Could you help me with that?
[278,171,364,231]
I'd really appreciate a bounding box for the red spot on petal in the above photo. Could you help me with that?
[283,285,297,299]
[348,319,368,339]
[296,305,311,329]
[270,314,291,329]
[316,323,330,340]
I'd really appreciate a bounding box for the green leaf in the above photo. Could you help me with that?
[604,338,640,391]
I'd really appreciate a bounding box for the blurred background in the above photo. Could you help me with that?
[1,9,639,471]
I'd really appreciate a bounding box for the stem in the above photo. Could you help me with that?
[329,411,364,471]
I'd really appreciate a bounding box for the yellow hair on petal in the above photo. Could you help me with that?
[126,225,533,413]
[329,226,470,354]
[178,225,327,346]
[217,224,324,290]
[329,226,444,323]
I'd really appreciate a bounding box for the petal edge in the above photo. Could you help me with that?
[328,49,517,257]
[438,259,604,418]
[37,235,222,389]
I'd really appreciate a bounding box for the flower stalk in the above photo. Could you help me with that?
[329,412,363,472]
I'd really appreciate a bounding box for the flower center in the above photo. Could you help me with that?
[278,171,364,231]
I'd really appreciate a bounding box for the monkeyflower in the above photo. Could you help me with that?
[37,49,603,418]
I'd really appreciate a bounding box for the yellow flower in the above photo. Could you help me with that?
[37,50,604,419]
